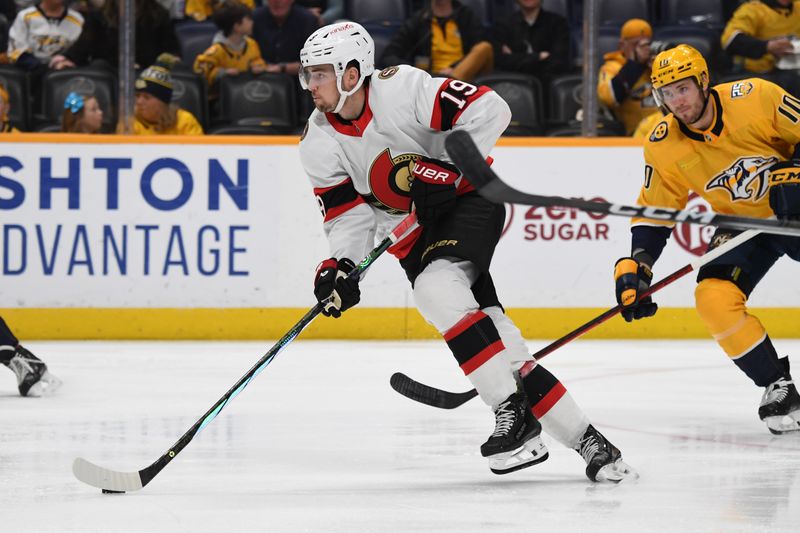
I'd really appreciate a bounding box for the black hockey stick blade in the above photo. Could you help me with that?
[390,372,478,409]
[445,130,800,237]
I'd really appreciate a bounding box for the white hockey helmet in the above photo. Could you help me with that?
[299,21,375,113]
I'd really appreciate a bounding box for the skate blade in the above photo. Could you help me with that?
[594,459,639,483]
[25,371,63,397]
[489,435,549,475]
[765,411,800,435]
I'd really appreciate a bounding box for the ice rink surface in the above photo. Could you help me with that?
[2,338,800,533]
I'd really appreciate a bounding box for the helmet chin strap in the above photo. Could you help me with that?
[333,73,366,114]
[688,87,710,125]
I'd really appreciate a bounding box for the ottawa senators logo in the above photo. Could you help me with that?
[705,155,777,202]
[367,148,423,213]
[378,66,399,79]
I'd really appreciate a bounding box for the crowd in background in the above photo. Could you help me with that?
[0,0,798,137]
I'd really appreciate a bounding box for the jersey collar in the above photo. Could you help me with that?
[325,85,373,137]
[677,88,724,143]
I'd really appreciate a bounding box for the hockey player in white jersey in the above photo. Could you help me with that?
[298,21,636,481]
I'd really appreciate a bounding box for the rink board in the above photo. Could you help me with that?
[1,134,798,339]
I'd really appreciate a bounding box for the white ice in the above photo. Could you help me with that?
[2,339,800,533]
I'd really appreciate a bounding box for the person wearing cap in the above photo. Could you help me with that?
[597,18,659,135]
[0,82,19,133]
[61,91,104,133]
[132,55,203,135]
[612,44,800,435]
[722,0,800,96]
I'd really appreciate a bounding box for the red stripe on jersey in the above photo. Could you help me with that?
[388,225,422,259]
[444,310,487,341]
[531,381,567,418]
[430,79,492,131]
[324,86,373,137]
[460,340,504,376]
[322,196,365,222]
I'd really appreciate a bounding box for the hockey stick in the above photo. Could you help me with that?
[391,228,760,409]
[72,213,419,493]
[444,130,800,237]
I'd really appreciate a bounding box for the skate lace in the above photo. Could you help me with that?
[763,378,793,405]
[491,401,516,437]
[577,434,600,464]
[8,356,34,385]
[768,380,792,402]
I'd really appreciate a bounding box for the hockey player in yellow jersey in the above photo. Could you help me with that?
[613,44,800,434]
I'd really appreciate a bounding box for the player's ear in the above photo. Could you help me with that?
[344,65,359,90]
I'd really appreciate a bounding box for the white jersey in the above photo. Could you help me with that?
[299,65,511,263]
[8,6,84,62]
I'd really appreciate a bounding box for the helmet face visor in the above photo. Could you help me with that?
[653,77,704,110]
[299,66,337,90]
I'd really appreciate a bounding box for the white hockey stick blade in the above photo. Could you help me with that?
[72,458,144,492]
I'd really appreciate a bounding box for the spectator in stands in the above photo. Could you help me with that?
[296,0,343,26]
[194,2,267,99]
[721,0,800,96]
[597,18,659,136]
[186,0,255,22]
[0,1,16,63]
[50,0,179,70]
[8,0,84,72]
[252,0,318,76]
[491,0,570,79]
[61,91,103,133]
[132,54,204,135]
[381,0,493,82]
[0,82,19,132]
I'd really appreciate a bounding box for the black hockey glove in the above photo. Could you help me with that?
[410,156,460,226]
[614,257,658,322]
[313,257,360,318]
[768,161,800,221]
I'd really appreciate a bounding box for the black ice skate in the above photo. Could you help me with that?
[758,358,800,435]
[574,425,638,483]
[2,346,62,397]
[481,392,548,475]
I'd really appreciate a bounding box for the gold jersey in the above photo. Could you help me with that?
[636,78,800,226]
[194,36,267,96]
[133,108,203,136]
[721,0,800,73]
[598,50,660,135]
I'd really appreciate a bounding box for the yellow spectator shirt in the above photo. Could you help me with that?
[185,0,255,22]
[194,36,266,95]
[636,78,800,227]
[598,51,659,135]
[431,18,464,73]
[133,108,204,136]
[722,0,800,73]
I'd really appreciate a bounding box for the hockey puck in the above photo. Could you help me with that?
[101,489,125,494]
